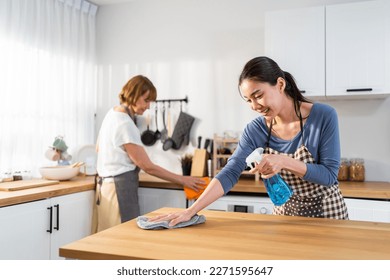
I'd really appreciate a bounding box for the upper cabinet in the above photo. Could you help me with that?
[326,0,390,97]
[265,6,325,97]
[265,0,390,99]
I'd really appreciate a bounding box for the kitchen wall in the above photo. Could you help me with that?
[95,0,390,181]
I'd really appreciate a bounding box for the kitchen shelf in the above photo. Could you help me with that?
[213,134,259,181]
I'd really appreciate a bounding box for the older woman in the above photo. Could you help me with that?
[94,75,204,232]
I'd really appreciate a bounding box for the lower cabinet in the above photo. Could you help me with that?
[202,195,390,223]
[138,187,186,215]
[345,198,390,223]
[0,190,94,260]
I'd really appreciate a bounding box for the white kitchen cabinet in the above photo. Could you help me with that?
[138,187,186,215]
[345,198,390,223]
[326,0,390,97]
[264,0,390,99]
[0,198,50,259]
[49,190,94,259]
[0,190,94,260]
[265,6,325,98]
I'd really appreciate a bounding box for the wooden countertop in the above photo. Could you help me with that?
[1,173,389,208]
[139,173,390,200]
[0,176,95,207]
[59,207,390,260]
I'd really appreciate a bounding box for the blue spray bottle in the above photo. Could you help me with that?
[246,148,293,206]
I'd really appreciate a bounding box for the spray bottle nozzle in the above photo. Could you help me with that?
[245,147,264,168]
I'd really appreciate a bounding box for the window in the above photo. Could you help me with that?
[0,0,98,176]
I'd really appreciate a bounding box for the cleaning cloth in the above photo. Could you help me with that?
[184,176,210,200]
[136,214,206,230]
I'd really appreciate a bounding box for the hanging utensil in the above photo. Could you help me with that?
[154,104,161,141]
[162,102,175,151]
[160,103,168,143]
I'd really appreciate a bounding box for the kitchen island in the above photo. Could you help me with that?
[59,207,390,260]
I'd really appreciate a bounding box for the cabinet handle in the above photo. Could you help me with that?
[47,206,53,234]
[346,88,373,92]
[300,90,306,94]
[54,204,60,231]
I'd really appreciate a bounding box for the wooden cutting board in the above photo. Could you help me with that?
[0,179,59,191]
[190,149,208,177]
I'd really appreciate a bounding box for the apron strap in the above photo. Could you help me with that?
[95,174,103,205]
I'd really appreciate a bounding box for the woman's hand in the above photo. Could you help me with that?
[249,154,284,179]
[148,208,195,227]
[181,176,207,192]
[249,153,307,179]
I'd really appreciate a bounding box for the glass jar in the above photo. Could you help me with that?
[349,158,365,182]
[12,171,23,181]
[22,170,32,180]
[338,158,350,181]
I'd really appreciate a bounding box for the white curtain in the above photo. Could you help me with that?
[0,0,98,176]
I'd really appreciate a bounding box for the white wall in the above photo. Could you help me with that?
[95,0,390,181]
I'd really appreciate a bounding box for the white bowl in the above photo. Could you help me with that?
[39,166,80,181]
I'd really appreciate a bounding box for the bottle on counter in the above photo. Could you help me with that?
[349,158,365,182]
[338,158,350,181]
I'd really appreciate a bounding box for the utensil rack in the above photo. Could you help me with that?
[155,96,188,104]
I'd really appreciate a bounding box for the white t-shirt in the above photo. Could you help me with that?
[96,108,142,177]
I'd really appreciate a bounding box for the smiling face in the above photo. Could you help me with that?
[239,77,286,120]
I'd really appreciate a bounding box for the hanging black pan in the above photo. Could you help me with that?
[141,113,156,146]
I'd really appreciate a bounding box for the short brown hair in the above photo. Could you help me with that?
[118,75,157,105]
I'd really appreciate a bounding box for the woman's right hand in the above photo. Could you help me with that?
[148,208,195,227]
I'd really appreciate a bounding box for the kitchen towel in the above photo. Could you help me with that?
[165,112,195,150]
[136,214,206,230]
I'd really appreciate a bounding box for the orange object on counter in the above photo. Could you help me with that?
[184,177,210,200]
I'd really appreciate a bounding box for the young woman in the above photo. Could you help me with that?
[150,56,349,226]
[94,75,205,232]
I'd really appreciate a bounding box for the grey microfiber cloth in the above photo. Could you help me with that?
[136,214,206,230]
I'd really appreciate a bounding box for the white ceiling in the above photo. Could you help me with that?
[88,0,135,6]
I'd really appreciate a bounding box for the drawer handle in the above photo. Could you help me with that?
[346,88,373,92]
[47,206,53,234]
[54,204,60,231]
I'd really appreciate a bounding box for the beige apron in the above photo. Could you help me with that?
[92,168,140,233]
